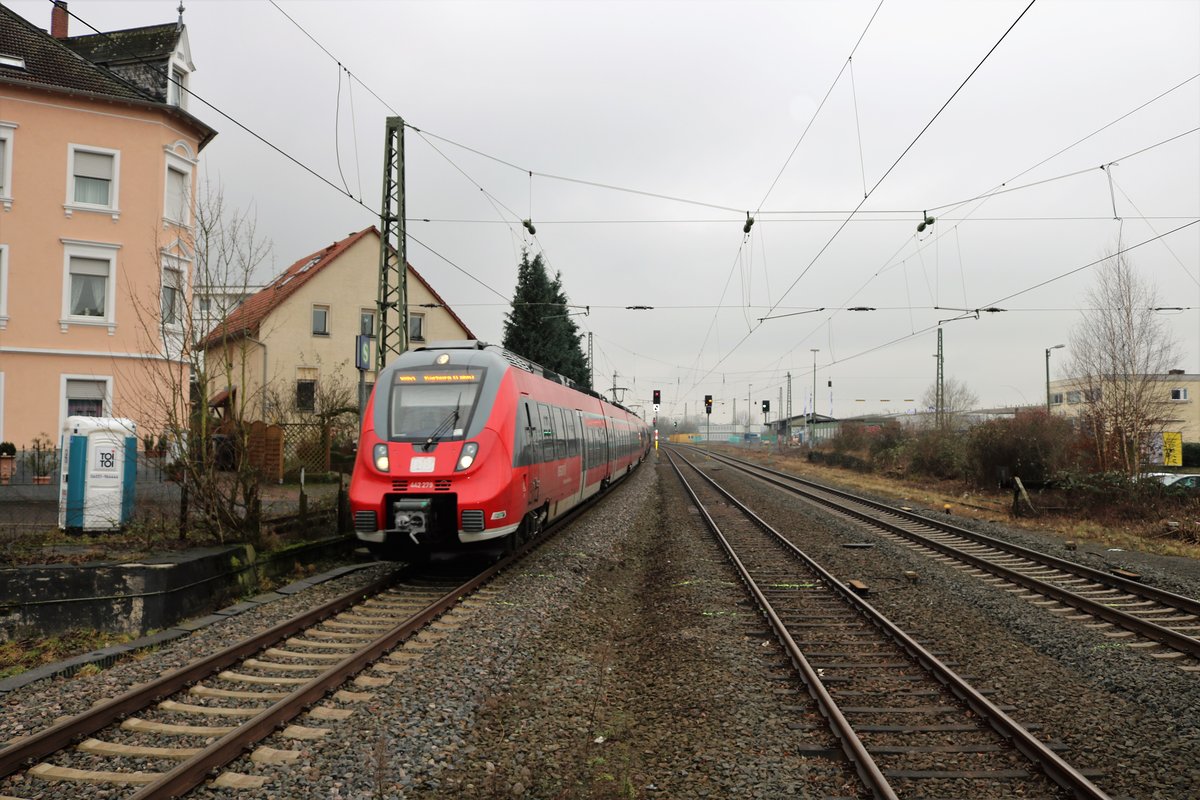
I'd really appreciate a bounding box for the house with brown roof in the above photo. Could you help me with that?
[0,2,215,447]
[200,227,475,419]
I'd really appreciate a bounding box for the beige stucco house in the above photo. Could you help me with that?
[1049,370,1200,441]
[0,2,215,446]
[200,227,475,420]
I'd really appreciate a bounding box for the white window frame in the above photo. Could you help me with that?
[0,244,8,330]
[0,121,15,211]
[409,312,425,342]
[163,143,195,225]
[161,256,186,330]
[1171,387,1189,401]
[168,61,189,109]
[59,373,113,434]
[312,304,330,336]
[60,239,121,334]
[360,307,376,338]
[65,144,120,220]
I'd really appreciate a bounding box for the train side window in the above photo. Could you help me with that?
[538,403,554,462]
[554,410,568,460]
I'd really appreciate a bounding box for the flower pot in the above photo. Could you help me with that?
[32,475,51,485]
[0,455,13,485]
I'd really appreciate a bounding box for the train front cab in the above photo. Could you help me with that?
[350,351,521,560]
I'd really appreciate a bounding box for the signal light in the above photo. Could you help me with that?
[704,394,713,414]
[653,389,661,405]
[761,400,770,413]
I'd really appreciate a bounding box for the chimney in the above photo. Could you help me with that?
[51,1,69,39]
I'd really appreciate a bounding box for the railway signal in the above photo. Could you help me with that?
[704,395,713,414]
[761,400,770,413]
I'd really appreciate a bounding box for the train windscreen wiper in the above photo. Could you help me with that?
[423,394,462,450]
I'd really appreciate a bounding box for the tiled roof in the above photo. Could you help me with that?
[201,227,475,349]
[63,23,180,64]
[0,5,148,100]
[0,7,215,148]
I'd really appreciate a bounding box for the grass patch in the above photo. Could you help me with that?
[0,627,138,679]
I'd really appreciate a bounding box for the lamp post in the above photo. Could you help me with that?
[809,349,819,446]
[1045,344,1065,413]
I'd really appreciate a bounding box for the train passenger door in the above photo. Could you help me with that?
[519,398,541,507]
[572,410,586,504]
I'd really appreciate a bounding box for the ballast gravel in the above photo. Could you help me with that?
[3,448,1200,799]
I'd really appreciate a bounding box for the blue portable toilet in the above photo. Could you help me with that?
[59,417,138,531]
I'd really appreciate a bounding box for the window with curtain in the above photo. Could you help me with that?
[73,151,113,206]
[69,256,108,317]
[165,166,187,222]
[66,379,105,417]
[161,267,182,325]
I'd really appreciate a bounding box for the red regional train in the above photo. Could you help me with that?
[350,340,651,560]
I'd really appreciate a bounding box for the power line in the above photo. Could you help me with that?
[59,2,510,305]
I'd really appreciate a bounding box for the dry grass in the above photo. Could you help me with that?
[718,445,1200,560]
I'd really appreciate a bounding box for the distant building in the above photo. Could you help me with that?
[200,227,475,420]
[1049,369,1200,441]
[193,282,263,339]
[0,2,215,446]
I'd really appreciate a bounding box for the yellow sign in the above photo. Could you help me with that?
[1163,431,1183,467]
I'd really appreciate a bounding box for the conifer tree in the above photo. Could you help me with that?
[502,250,591,388]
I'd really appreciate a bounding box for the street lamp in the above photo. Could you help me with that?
[809,349,819,447]
[1045,344,1065,413]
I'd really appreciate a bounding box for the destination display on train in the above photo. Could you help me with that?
[395,373,480,383]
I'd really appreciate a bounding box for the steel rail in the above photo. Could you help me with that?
[128,560,507,799]
[689,446,1200,658]
[669,448,1113,800]
[662,449,898,800]
[131,459,645,798]
[0,570,401,779]
[695,446,1200,616]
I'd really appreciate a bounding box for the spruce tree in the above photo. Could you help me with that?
[502,251,591,389]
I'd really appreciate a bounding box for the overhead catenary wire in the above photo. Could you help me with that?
[59,2,512,305]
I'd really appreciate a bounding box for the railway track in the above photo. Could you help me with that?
[0,569,481,798]
[666,447,1111,800]
[684,445,1200,668]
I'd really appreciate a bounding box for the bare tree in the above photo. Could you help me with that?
[121,180,273,541]
[1065,253,1179,475]
[920,377,978,428]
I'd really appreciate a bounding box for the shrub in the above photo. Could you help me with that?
[0,441,14,457]
[907,427,966,479]
[866,421,911,473]
[965,411,1079,488]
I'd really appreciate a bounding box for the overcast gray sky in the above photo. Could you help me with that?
[17,0,1200,424]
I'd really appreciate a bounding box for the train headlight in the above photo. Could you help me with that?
[373,443,390,472]
[456,442,479,472]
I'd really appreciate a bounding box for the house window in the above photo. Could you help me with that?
[1051,393,1063,405]
[198,296,211,313]
[360,309,375,337]
[1171,388,1189,401]
[165,165,188,223]
[68,256,109,318]
[409,312,424,342]
[296,367,318,412]
[168,66,187,107]
[70,148,117,208]
[161,266,183,326]
[0,121,13,208]
[66,378,107,417]
[1066,391,1082,404]
[312,305,330,336]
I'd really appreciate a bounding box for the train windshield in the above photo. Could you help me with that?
[388,367,485,442]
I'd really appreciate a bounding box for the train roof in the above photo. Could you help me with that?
[413,340,640,418]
